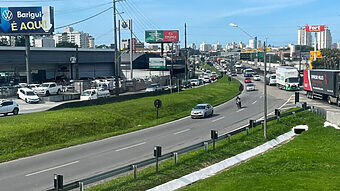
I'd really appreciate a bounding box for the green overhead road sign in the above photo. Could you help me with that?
[257,52,264,59]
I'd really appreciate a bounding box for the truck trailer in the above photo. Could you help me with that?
[276,66,299,90]
[304,69,340,106]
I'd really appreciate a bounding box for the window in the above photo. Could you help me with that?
[50,84,56,88]
[2,101,12,106]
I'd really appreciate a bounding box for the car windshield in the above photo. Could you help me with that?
[247,84,254,86]
[147,85,156,88]
[26,91,35,96]
[271,76,276,79]
[39,84,50,87]
[81,91,92,96]
[288,78,299,83]
[194,105,206,109]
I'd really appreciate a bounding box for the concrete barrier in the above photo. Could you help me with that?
[41,93,80,102]
[326,111,340,127]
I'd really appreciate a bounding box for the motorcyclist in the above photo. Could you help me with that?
[236,96,241,109]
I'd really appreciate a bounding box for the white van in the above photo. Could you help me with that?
[266,74,277,86]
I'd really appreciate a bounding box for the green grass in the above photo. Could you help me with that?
[0,77,240,162]
[87,110,324,191]
[182,116,340,191]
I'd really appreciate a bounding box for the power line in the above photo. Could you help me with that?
[55,7,113,30]
[116,9,142,42]
[126,0,159,29]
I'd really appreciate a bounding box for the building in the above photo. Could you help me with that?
[212,42,222,51]
[189,43,196,50]
[257,40,262,48]
[249,38,256,49]
[34,37,55,48]
[199,42,212,52]
[317,27,332,49]
[238,41,245,49]
[53,27,95,48]
[298,27,312,46]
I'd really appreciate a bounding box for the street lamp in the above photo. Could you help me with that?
[229,22,268,139]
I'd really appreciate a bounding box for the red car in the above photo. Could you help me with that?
[244,78,252,83]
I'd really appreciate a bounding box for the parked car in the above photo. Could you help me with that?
[244,78,252,83]
[191,104,214,119]
[0,100,19,116]
[198,79,204,85]
[190,79,200,86]
[253,75,261,81]
[246,83,255,91]
[33,82,62,96]
[17,88,40,103]
[203,75,211,83]
[231,71,237,76]
[145,83,163,92]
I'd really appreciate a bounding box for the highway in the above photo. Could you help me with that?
[0,75,296,191]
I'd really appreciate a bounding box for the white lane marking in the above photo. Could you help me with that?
[25,161,79,177]
[278,95,294,110]
[173,129,191,135]
[236,108,245,113]
[252,101,257,104]
[115,142,146,152]
[212,117,225,123]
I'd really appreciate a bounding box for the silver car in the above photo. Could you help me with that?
[191,104,214,119]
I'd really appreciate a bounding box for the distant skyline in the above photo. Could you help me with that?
[1,0,340,47]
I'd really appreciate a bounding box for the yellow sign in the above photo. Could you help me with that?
[310,51,322,59]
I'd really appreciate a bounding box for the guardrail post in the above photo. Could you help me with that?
[246,127,249,135]
[227,134,231,143]
[173,152,178,165]
[211,130,218,150]
[79,182,84,191]
[261,121,264,129]
[154,146,162,174]
[204,142,208,151]
[275,109,281,122]
[295,92,299,104]
[302,102,307,110]
[292,111,296,117]
[133,165,137,180]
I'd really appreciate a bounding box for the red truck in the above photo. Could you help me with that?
[304,69,340,106]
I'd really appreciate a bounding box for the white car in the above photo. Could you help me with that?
[33,82,62,96]
[80,89,110,100]
[190,79,200,86]
[17,88,40,103]
[253,75,261,81]
[246,83,255,91]
[0,100,19,116]
[191,104,214,118]
[145,84,163,92]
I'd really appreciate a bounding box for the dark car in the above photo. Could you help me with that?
[181,81,192,89]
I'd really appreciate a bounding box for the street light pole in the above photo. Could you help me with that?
[263,41,267,139]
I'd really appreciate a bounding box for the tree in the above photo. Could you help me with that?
[321,49,340,69]
[56,41,78,48]
[295,45,313,52]
[95,44,111,49]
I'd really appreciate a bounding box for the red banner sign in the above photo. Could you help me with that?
[163,30,179,43]
[305,25,325,32]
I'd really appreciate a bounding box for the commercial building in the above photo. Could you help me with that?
[53,27,95,48]
[298,27,312,46]
[212,42,222,51]
[248,38,257,49]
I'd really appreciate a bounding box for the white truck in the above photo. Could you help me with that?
[80,89,110,101]
[33,82,62,96]
[275,66,300,91]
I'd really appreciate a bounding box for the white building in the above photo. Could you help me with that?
[53,27,95,48]
[298,27,312,46]
[189,43,197,50]
[34,37,55,48]
[249,38,256,49]
[317,27,332,49]
[336,42,340,49]
[212,42,222,51]
[257,40,262,48]
[238,41,245,49]
[200,42,212,52]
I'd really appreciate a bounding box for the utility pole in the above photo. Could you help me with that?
[75,45,79,80]
[171,42,174,85]
[299,45,302,71]
[263,41,267,139]
[25,35,31,84]
[113,0,120,96]
[130,20,133,79]
[185,23,187,81]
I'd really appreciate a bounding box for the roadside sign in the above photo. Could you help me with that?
[257,52,264,59]
[154,99,162,108]
[149,58,166,69]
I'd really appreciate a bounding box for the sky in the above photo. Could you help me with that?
[1,0,340,47]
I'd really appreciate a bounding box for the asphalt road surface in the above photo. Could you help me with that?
[0,76,296,191]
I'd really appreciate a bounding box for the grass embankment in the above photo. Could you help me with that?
[182,119,340,190]
[87,110,324,191]
[0,77,239,162]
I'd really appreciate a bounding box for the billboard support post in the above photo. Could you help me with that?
[113,0,120,96]
[25,35,31,84]
[185,23,187,81]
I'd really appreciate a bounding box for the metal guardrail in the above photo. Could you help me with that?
[47,106,308,191]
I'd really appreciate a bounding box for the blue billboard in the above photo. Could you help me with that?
[0,6,54,35]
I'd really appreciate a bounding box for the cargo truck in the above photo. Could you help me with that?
[304,69,340,106]
[276,66,300,90]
